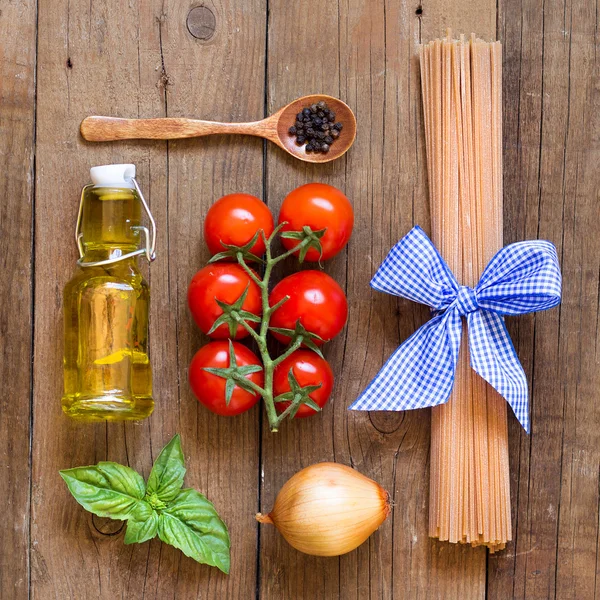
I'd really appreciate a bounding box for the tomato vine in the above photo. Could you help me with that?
[206,224,326,432]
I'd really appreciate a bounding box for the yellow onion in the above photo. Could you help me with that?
[256,462,390,556]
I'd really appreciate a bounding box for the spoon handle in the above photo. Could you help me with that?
[81,116,273,142]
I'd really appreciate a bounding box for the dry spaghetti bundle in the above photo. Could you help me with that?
[419,33,511,551]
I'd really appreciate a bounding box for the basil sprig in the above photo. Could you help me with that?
[60,434,230,574]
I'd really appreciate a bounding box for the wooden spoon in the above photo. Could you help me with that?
[81,94,356,164]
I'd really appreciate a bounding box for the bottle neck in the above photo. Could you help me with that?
[81,246,141,264]
[80,186,142,261]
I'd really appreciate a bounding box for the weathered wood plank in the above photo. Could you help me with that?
[32,0,263,596]
[414,2,495,597]
[490,0,600,598]
[31,0,167,597]
[258,0,346,596]
[258,0,494,598]
[20,0,600,597]
[0,1,37,598]
[154,0,265,597]
[335,1,432,597]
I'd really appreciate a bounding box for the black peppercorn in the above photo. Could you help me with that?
[288,100,344,152]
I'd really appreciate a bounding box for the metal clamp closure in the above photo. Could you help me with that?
[75,177,157,268]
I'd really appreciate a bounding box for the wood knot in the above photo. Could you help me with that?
[415,5,423,15]
[91,514,124,536]
[369,411,405,434]
[158,70,172,89]
[187,6,216,41]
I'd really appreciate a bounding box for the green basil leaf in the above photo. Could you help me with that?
[158,488,230,574]
[129,499,154,521]
[60,462,146,520]
[124,502,159,545]
[146,434,186,503]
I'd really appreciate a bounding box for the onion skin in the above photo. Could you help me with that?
[256,462,390,556]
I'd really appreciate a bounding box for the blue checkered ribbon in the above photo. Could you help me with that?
[349,226,561,433]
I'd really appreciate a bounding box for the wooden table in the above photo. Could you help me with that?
[2,0,598,597]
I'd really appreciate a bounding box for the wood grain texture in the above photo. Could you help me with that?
[258,0,493,597]
[489,0,600,597]
[154,0,265,596]
[0,1,36,598]
[31,0,167,597]
[2,0,598,597]
[258,0,346,595]
[30,0,265,598]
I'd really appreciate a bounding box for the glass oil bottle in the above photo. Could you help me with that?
[62,164,156,421]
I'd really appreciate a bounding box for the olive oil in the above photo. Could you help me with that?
[62,165,154,421]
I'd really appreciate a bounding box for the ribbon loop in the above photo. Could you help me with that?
[349,226,562,433]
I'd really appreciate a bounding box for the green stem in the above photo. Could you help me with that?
[271,395,303,426]
[272,336,303,367]
[233,315,263,345]
[271,245,305,265]
[237,254,264,287]
[269,295,290,313]
[257,245,279,431]
[235,233,314,432]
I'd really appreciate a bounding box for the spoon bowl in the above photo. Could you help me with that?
[270,95,356,163]
[81,94,356,164]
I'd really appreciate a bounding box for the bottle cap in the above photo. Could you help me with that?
[90,164,136,188]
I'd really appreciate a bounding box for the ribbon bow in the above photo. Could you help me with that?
[349,226,561,433]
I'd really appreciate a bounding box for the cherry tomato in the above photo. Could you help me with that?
[278,183,354,262]
[273,350,334,418]
[269,271,348,344]
[204,193,274,257]
[188,263,261,340]
[189,341,263,416]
